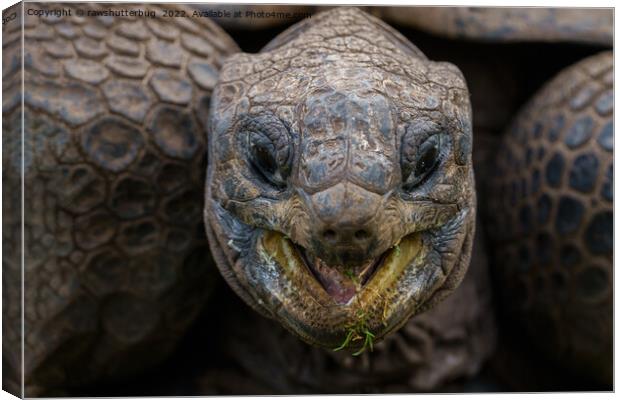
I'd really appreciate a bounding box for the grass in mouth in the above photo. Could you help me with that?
[333,241,407,355]
[333,310,375,356]
[343,268,360,287]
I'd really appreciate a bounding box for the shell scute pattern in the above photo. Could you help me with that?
[2,2,239,393]
[25,23,55,40]
[64,58,110,84]
[105,55,149,78]
[102,79,154,123]
[187,60,219,90]
[147,105,201,159]
[107,33,141,56]
[109,174,157,219]
[27,51,55,79]
[54,163,108,214]
[181,33,215,57]
[83,23,107,39]
[595,90,613,115]
[485,51,613,382]
[149,69,193,104]
[146,18,180,41]
[117,20,150,41]
[81,116,144,172]
[55,22,80,39]
[146,39,185,67]
[74,36,108,59]
[116,217,162,256]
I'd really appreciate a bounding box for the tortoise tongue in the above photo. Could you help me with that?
[303,251,379,304]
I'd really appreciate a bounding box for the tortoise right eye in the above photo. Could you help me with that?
[251,140,277,176]
[248,132,288,187]
[413,135,440,181]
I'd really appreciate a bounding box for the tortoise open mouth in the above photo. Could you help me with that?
[260,230,425,308]
[296,245,388,304]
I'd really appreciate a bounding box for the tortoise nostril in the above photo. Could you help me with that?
[321,228,372,245]
[323,229,337,243]
[354,229,370,241]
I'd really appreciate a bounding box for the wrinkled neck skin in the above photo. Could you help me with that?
[205,7,475,351]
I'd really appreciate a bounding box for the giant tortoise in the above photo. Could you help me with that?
[2,3,613,396]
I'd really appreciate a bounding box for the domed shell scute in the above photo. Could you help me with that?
[149,69,193,105]
[147,105,201,160]
[109,174,157,219]
[46,37,74,58]
[188,60,219,90]
[74,209,117,251]
[63,58,109,84]
[105,55,150,78]
[146,39,184,68]
[116,217,162,256]
[80,247,130,296]
[81,116,144,172]
[102,79,154,123]
[75,36,108,59]
[52,164,108,214]
[107,33,141,56]
[116,20,150,41]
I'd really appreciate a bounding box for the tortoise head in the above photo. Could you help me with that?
[205,8,475,351]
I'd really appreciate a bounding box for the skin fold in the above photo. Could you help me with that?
[204,7,475,351]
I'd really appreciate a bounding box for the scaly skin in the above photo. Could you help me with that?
[205,7,476,352]
[2,3,238,395]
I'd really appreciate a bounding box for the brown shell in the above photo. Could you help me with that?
[2,2,238,395]
[484,51,613,385]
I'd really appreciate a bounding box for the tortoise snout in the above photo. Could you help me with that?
[306,182,383,265]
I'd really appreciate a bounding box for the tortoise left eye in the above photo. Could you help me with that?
[249,134,283,185]
[414,138,439,178]
[402,134,441,190]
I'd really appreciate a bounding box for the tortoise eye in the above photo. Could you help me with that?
[402,134,442,190]
[240,114,292,189]
[248,133,287,187]
[414,137,440,178]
